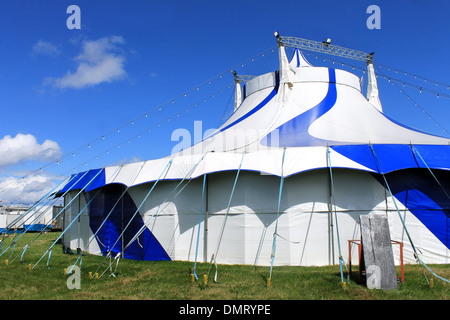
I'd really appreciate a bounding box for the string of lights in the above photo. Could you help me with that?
[2,45,449,202]
[0,46,275,198]
[302,50,449,137]
[391,81,449,136]
[303,51,450,99]
[375,64,450,91]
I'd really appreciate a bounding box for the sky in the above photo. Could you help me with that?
[0,0,449,204]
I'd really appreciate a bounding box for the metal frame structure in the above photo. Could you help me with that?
[276,33,373,62]
[232,70,256,84]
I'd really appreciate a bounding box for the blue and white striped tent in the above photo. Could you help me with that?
[57,42,450,268]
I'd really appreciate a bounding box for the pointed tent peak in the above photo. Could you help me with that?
[290,48,313,68]
[232,70,243,111]
[366,59,383,112]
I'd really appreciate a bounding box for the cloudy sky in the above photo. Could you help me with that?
[0,0,449,204]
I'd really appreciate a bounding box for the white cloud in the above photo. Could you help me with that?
[0,173,62,205]
[0,133,62,167]
[47,36,127,89]
[32,40,61,57]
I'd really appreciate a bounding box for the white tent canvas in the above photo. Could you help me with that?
[58,37,450,268]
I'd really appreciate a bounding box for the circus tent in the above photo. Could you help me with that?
[52,34,450,271]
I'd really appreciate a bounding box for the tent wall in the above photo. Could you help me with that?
[62,191,92,252]
[63,168,450,266]
[62,191,78,250]
[84,184,170,261]
[126,179,205,261]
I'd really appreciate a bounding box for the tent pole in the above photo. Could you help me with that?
[80,164,143,261]
[25,169,105,268]
[411,144,450,200]
[2,174,75,242]
[326,146,335,265]
[121,155,204,256]
[370,144,450,284]
[64,166,121,274]
[121,187,125,259]
[33,183,106,269]
[210,152,245,283]
[268,148,286,282]
[326,146,350,285]
[77,194,81,251]
[0,170,91,257]
[109,159,172,262]
[328,206,335,265]
[204,174,209,263]
[193,173,207,280]
[62,196,66,248]
[0,176,69,238]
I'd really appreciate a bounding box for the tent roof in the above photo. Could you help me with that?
[289,48,313,68]
[59,46,450,193]
[59,144,450,193]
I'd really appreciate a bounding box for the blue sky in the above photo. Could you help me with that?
[0,0,449,204]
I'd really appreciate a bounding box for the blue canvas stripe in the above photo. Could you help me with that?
[88,185,170,261]
[261,68,337,147]
[331,144,450,173]
[375,169,450,250]
[206,71,280,140]
[412,144,450,170]
[59,168,105,193]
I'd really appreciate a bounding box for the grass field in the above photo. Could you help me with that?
[0,231,448,301]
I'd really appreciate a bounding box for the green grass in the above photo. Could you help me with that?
[0,231,448,300]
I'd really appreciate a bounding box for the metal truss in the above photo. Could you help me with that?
[278,36,373,62]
